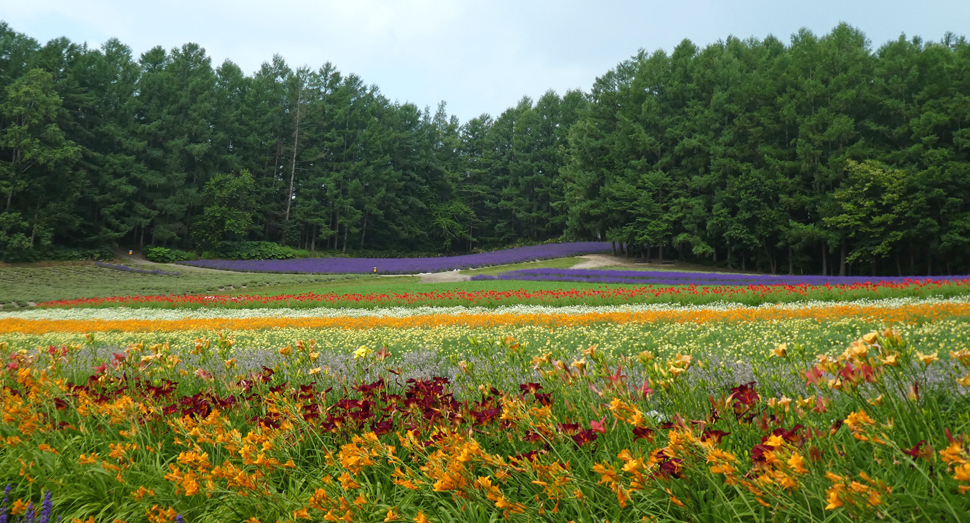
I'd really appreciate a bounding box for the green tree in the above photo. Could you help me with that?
[0,68,81,251]
[193,170,256,248]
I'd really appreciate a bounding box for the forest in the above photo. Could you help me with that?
[1,21,969,276]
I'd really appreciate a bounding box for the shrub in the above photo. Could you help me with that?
[215,241,295,260]
[145,246,194,263]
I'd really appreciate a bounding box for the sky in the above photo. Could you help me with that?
[2,1,968,123]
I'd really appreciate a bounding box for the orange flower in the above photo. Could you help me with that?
[771,343,788,358]
[957,371,970,388]
[825,484,845,510]
[666,488,686,507]
[916,351,939,366]
[787,452,808,474]
[414,512,430,523]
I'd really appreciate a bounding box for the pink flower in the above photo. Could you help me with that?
[590,415,608,434]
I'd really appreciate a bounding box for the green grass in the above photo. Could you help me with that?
[460,256,584,276]
[0,262,355,305]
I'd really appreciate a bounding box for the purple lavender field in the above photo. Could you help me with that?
[470,268,970,286]
[178,242,610,274]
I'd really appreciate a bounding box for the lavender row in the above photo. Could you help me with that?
[95,262,181,276]
[179,242,611,274]
[471,268,970,286]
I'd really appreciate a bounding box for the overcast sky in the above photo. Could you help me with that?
[2,1,968,123]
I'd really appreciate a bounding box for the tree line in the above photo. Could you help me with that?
[1,22,968,275]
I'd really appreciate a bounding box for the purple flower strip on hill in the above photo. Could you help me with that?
[178,242,611,274]
[470,268,969,286]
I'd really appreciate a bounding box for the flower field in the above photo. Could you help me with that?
[35,275,970,310]
[179,242,612,274]
[3,285,970,521]
[473,268,970,287]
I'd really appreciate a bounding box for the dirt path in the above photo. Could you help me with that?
[570,254,644,269]
[418,271,473,283]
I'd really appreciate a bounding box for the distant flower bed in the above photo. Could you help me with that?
[94,262,181,276]
[472,268,970,287]
[178,242,611,274]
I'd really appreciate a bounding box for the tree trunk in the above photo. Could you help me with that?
[821,244,827,276]
[896,254,903,277]
[927,256,932,276]
[284,86,304,225]
[611,242,616,256]
[658,245,664,263]
[310,225,316,252]
[764,243,777,274]
[839,240,847,277]
[788,247,794,275]
[342,224,349,254]
[30,208,38,248]
[726,247,732,269]
[359,211,368,250]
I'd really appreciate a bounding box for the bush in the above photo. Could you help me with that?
[145,246,195,263]
[0,246,114,263]
[215,241,295,260]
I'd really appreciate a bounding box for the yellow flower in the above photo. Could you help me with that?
[825,484,845,510]
[571,358,587,372]
[958,371,970,388]
[916,351,938,366]
[787,452,808,474]
[879,352,899,366]
[353,346,372,360]
[384,508,399,521]
[414,512,430,523]
[771,343,787,358]
[861,332,879,344]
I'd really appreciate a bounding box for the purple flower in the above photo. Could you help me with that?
[179,242,611,274]
[38,491,52,523]
[471,268,969,287]
[1,484,11,523]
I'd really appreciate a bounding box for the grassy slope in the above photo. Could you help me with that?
[0,263,353,305]
[0,257,591,305]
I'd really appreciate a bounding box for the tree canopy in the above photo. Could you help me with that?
[1,21,969,275]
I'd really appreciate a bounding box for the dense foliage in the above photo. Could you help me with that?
[1,21,969,276]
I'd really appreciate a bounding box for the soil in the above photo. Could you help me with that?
[418,271,473,283]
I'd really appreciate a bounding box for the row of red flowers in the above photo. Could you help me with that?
[36,278,970,309]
